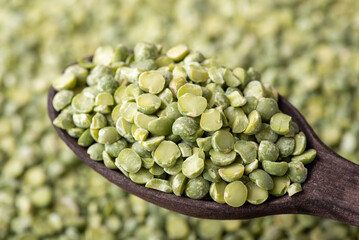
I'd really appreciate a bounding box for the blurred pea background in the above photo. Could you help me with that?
[1,0,359,239]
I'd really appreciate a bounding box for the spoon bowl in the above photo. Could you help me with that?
[48,62,359,227]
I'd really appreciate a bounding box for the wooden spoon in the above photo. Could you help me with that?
[48,66,359,227]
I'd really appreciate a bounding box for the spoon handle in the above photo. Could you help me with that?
[299,144,359,226]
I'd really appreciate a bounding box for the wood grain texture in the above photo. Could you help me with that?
[47,63,359,226]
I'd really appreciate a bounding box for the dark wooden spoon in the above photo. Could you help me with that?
[48,64,359,227]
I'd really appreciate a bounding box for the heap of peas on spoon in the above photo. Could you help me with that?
[49,43,359,226]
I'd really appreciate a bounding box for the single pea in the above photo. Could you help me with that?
[243,80,265,99]
[178,93,207,117]
[95,92,114,106]
[182,155,204,178]
[196,137,212,152]
[120,101,137,123]
[134,42,158,61]
[131,125,149,141]
[256,98,279,122]
[158,88,173,107]
[246,181,268,205]
[116,117,134,142]
[185,176,210,199]
[93,45,114,65]
[262,161,288,176]
[234,140,257,164]
[178,143,192,157]
[103,151,117,169]
[78,129,94,147]
[184,51,205,64]
[90,128,100,142]
[208,67,224,85]
[129,168,154,184]
[249,169,273,190]
[224,107,248,133]
[292,132,307,156]
[172,65,187,79]
[276,137,295,157]
[192,147,205,159]
[141,157,154,169]
[214,92,230,109]
[287,161,308,183]
[64,64,88,85]
[169,77,188,95]
[209,150,237,167]
[136,93,162,114]
[269,176,290,197]
[116,148,142,173]
[53,90,74,111]
[131,142,152,158]
[242,96,258,115]
[180,127,204,143]
[154,141,181,168]
[226,90,247,108]
[203,160,221,183]
[145,179,172,193]
[185,63,208,83]
[162,102,182,121]
[211,130,234,153]
[166,44,189,61]
[105,139,127,158]
[53,73,77,91]
[200,109,223,132]
[73,113,92,129]
[270,113,292,135]
[134,111,157,130]
[232,67,248,89]
[244,110,262,135]
[91,113,107,129]
[287,183,303,196]
[172,173,188,196]
[98,127,120,144]
[258,140,279,162]
[67,127,85,138]
[291,149,317,165]
[172,116,199,137]
[87,143,105,161]
[139,136,165,152]
[223,68,241,88]
[113,85,127,104]
[244,159,259,175]
[224,181,248,207]
[164,158,183,175]
[71,92,95,113]
[209,181,227,204]
[53,112,75,130]
[156,55,174,67]
[149,163,165,176]
[218,163,245,182]
[113,43,128,62]
[125,83,143,99]
[139,71,165,94]
[147,117,172,136]
[255,123,278,143]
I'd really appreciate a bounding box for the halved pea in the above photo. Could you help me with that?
[185,177,209,199]
[178,143,192,158]
[196,137,212,152]
[255,123,278,143]
[149,163,165,176]
[129,168,154,184]
[186,63,208,83]
[78,129,94,147]
[139,71,165,94]
[256,98,279,122]
[270,113,292,135]
[158,88,173,107]
[116,117,134,142]
[242,96,258,115]
[292,132,307,156]
[116,148,142,173]
[209,150,236,167]
[87,143,105,161]
[67,128,85,138]
[258,140,279,162]
[131,125,149,141]
[218,163,244,182]
[227,90,247,108]
[291,149,316,165]
[182,155,204,178]
[223,68,241,88]
[262,161,288,176]
[211,130,234,153]
[234,140,257,164]
[287,161,307,183]
[249,169,273,190]
[209,181,227,204]
[224,107,248,133]
[203,160,221,183]
[154,141,181,168]
[244,159,259,175]
[53,90,74,111]
[95,92,114,106]
[139,136,165,152]
[119,101,137,123]
[147,117,173,136]
[243,80,265,99]
[98,126,120,144]
[276,137,295,157]
[105,139,127,158]
[134,111,157,130]
[192,147,205,159]
[287,183,302,196]
[208,67,224,85]
[224,181,247,207]
[53,112,75,130]
[156,56,174,67]
[72,92,95,113]
[214,92,230,109]
[244,110,262,135]
[169,77,188,95]
[114,85,127,104]
[269,176,290,197]
[246,181,268,205]
[178,93,207,117]
[166,44,189,61]
[172,173,188,196]
[137,93,162,114]
[200,109,223,132]
[53,73,77,91]
[142,157,154,169]
[164,158,183,175]
[103,151,117,169]
[232,67,248,89]
[91,113,107,129]
[145,179,172,193]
